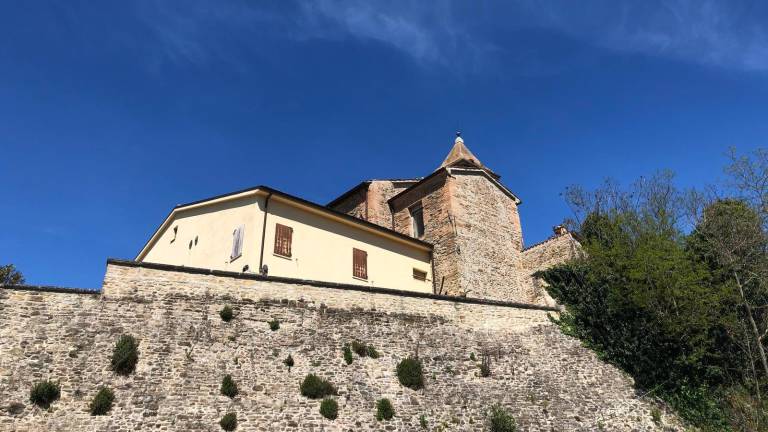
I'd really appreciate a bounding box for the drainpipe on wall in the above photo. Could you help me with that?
[258,192,273,272]
[430,250,437,294]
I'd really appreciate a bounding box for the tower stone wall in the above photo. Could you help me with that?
[328,134,580,304]
[390,171,460,295]
[450,172,531,301]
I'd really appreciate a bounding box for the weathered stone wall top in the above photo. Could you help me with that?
[522,233,582,275]
[102,260,555,331]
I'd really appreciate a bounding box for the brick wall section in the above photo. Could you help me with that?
[0,262,683,431]
[522,233,583,306]
[329,186,367,220]
[391,172,460,296]
[329,181,415,229]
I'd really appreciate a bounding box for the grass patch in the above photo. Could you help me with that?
[111,334,139,376]
[29,381,60,409]
[319,398,338,420]
[375,398,394,421]
[300,374,337,399]
[396,357,424,390]
[89,387,115,416]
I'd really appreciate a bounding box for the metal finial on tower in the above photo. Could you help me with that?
[455,130,463,144]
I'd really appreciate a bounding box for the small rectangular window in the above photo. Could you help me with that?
[353,248,368,280]
[413,269,427,281]
[231,225,244,260]
[274,223,293,257]
[410,204,425,238]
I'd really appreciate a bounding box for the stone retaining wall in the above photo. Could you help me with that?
[0,261,682,431]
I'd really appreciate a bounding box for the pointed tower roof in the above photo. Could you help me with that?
[438,132,487,171]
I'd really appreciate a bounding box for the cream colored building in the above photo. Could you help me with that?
[136,186,434,293]
[137,134,580,302]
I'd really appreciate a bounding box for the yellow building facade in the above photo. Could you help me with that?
[136,186,434,293]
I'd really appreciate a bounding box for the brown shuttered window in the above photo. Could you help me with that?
[353,248,368,280]
[413,269,427,281]
[274,223,293,257]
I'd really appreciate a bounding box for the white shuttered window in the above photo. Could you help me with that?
[231,225,244,260]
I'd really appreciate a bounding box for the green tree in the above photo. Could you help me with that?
[538,173,735,429]
[0,264,24,285]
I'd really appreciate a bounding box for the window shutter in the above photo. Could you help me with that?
[353,248,367,279]
[413,269,427,281]
[274,223,293,257]
[231,225,244,260]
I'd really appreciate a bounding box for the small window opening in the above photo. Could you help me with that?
[231,225,244,260]
[410,203,425,238]
[413,269,427,281]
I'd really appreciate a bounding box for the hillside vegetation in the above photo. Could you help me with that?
[537,149,768,431]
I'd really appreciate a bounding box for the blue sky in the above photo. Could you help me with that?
[2,1,768,289]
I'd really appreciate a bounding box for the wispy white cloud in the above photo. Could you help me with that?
[135,0,768,72]
[527,0,768,72]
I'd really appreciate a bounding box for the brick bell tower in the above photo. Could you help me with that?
[387,133,531,302]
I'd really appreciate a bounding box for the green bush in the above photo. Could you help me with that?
[419,414,428,429]
[651,406,662,424]
[319,398,338,420]
[29,381,60,408]
[221,375,238,398]
[349,341,380,359]
[343,345,353,365]
[300,374,337,399]
[351,341,367,356]
[111,334,139,376]
[488,404,517,432]
[283,354,294,370]
[89,387,114,415]
[375,398,394,421]
[479,355,491,377]
[219,412,237,431]
[396,357,424,390]
[469,352,476,361]
[268,319,280,331]
[366,345,380,359]
[219,305,234,322]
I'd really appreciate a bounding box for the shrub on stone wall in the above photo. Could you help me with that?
[488,404,517,432]
[219,305,234,322]
[343,345,353,365]
[89,387,115,416]
[111,334,139,376]
[268,319,280,331]
[220,375,238,398]
[479,355,491,377]
[283,354,294,371]
[350,341,380,359]
[419,414,428,429]
[396,357,424,390]
[651,407,662,425]
[351,341,367,356]
[366,345,380,359]
[375,398,394,421]
[319,398,338,420]
[29,381,60,409]
[219,412,237,431]
[300,374,337,399]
